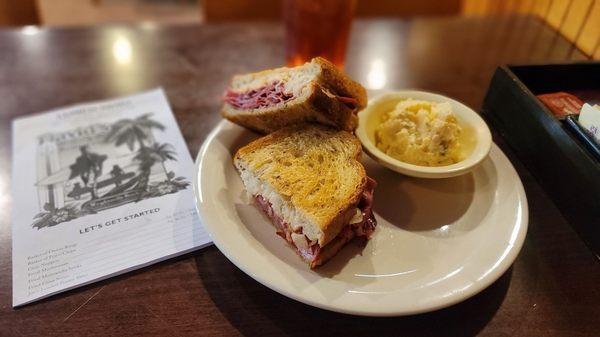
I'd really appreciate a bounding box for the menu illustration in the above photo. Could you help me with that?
[11,89,210,306]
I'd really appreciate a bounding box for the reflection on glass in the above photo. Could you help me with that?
[141,21,158,30]
[112,36,132,65]
[21,26,40,36]
[367,59,387,90]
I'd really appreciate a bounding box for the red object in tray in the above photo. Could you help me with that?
[537,92,584,118]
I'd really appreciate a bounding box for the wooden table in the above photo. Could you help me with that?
[1,16,599,336]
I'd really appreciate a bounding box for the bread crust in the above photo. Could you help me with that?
[310,229,356,268]
[221,57,367,134]
[234,124,367,247]
[311,57,368,109]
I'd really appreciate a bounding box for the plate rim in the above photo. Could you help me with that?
[193,119,529,316]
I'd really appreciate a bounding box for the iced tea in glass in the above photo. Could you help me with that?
[283,0,357,69]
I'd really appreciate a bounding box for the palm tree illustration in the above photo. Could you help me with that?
[146,143,177,180]
[105,113,165,152]
[133,148,155,193]
[133,143,177,192]
[105,113,166,194]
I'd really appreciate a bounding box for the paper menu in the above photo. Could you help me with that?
[11,89,211,306]
[579,103,600,143]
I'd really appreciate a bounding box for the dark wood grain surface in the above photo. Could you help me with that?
[1,16,599,337]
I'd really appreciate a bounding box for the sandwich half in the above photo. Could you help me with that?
[222,57,367,134]
[234,124,377,268]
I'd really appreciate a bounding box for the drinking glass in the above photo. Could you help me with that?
[283,0,357,69]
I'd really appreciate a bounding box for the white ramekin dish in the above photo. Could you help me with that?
[356,90,492,178]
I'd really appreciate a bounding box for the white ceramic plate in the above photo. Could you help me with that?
[193,120,528,316]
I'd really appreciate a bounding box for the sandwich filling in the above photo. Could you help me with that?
[224,81,295,109]
[254,176,377,264]
[224,82,360,111]
[335,95,359,110]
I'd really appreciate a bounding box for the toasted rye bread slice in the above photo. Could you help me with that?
[234,124,366,248]
[222,57,367,133]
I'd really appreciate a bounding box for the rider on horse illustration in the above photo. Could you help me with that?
[68,145,107,199]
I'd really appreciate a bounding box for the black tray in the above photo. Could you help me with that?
[482,62,600,257]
